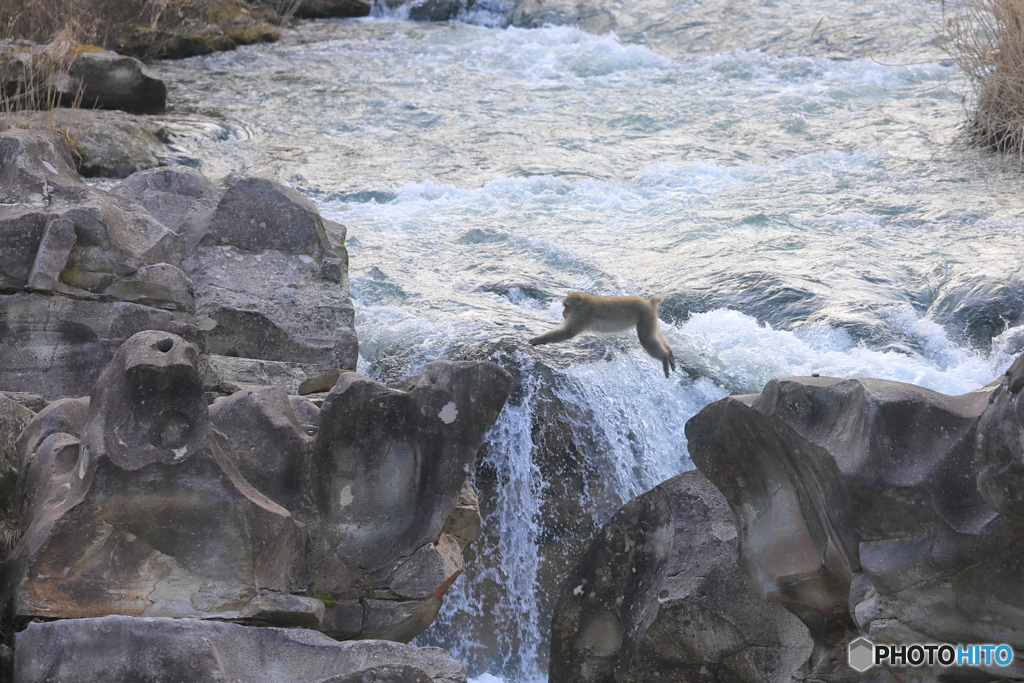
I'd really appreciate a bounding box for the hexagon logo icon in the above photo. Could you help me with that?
[849,637,875,672]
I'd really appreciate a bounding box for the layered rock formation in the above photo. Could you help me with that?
[685,373,1024,681]
[0,129,198,400]
[0,129,357,400]
[15,616,466,683]
[0,127,515,680]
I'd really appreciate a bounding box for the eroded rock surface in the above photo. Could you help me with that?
[0,131,358,400]
[686,373,1024,681]
[0,129,198,399]
[14,616,466,683]
[5,333,512,643]
[5,331,306,623]
[550,469,812,683]
[309,361,513,641]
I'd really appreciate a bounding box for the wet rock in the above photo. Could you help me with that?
[294,0,373,18]
[379,0,465,20]
[408,0,466,21]
[550,469,812,683]
[685,374,1024,681]
[14,615,467,683]
[975,354,1024,518]
[929,273,1024,346]
[440,478,482,550]
[53,50,167,114]
[4,330,307,623]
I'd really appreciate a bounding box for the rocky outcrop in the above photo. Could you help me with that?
[5,327,513,642]
[0,129,358,400]
[549,469,813,682]
[6,330,307,623]
[14,615,467,683]
[685,373,1024,681]
[190,174,357,379]
[308,361,513,641]
[0,129,199,399]
[0,119,517,676]
[0,108,192,178]
[114,167,359,395]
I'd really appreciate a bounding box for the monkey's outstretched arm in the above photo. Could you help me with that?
[530,322,577,346]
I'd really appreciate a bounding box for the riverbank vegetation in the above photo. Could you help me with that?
[943,0,1024,160]
[0,0,292,60]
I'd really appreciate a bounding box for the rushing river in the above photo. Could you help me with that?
[151,1,1024,680]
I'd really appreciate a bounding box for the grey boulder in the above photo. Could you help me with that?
[179,172,358,393]
[53,50,167,114]
[549,469,812,683]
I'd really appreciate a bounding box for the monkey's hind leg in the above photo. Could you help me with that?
[638,322,675,378]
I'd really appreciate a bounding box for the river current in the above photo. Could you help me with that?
[151,1,1024,680]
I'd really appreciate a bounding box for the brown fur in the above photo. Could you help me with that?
[530,292,676,377]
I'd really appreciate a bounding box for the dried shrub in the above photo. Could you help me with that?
[943,0,1024,159]
[1,29,82,133]
[0,0,284,61]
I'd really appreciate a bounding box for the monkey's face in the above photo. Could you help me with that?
[561,292,586,317]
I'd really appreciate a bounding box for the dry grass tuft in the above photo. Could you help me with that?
[943,0,1024,160]
[1,0,286,61]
